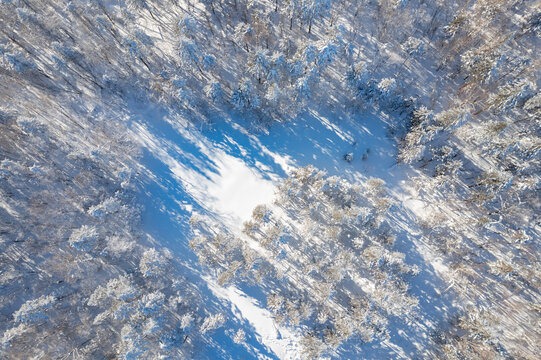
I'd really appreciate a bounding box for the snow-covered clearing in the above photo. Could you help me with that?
[128,100,451,358]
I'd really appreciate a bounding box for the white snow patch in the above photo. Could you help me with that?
[131,123,275,230]
[205,154,275,227]
[403,198,428,217]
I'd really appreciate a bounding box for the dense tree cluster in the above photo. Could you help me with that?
[191,166,419,358]
[0,103,222,358]
[394,1,540,358]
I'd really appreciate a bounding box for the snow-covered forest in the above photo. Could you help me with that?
[0,0,539,358]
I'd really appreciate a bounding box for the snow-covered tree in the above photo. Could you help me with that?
[377,77,396,99]
[316,42,337,70]
[204,81,224,104]
[1,324,27,347]
[13,295,55,323]
[402,36,424,57]
[300,0,332,34]
[4,52,35,72]
[247,49,270,83]
[487,81,532,113]
[231,78,260,110]
[178,15,198,39]
[295,76,311,102]
[88,196,122,219]
[234,23,254,52]
[524,92,541,112]
[87,276,137,307]
[202,54,216,71]
[200,313,225,334]
[179,38,203,74]
[69,225,99,251]
[139,248,166,277]
[232,328,246,344]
